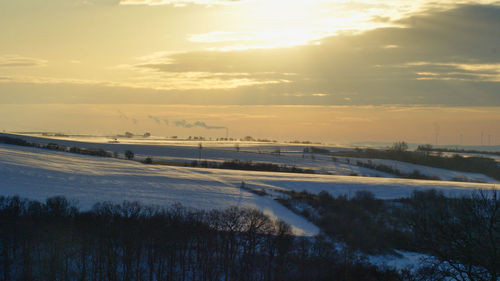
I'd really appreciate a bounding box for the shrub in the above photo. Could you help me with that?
[125,150,134,160]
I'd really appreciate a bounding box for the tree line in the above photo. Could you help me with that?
[0,196,405,281]
[0,135,112,158]
[416,144,500,157]
[330,143,500,181]
[188,160,315,174]
[277,189,500,281]
[355,160,441,181]
[1,189,498,281]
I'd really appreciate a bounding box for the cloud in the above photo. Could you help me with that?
[122,0,499,51]
[281,93,330,98]
[174,120,194,128]
[117,110,129,119]
[188,31,258,43]
[410,63,500,82]
[131,4,500,106]
[120,58,292,88]
[0,55,48,67]
[148,114,161,124]
[146,4,500,72]
[0,75,106,86]
[193,121,226,129]
[0,71,288,91]
[120,0,241,6]
[2,3,500,107]
[175,119,226,130]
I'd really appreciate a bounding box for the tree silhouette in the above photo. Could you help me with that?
[125,150,134,160]
[198,143,203,160]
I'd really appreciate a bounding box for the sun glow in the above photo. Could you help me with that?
[187,0,389,50]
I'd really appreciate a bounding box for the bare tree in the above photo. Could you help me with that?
[124,150,134,160]
[198,142,203,160]
[408,190,500,281]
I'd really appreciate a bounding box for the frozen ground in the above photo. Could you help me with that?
[1,140,498,235]
[442,151,500,163]
[1,134,499,271]
[2,132,496,183]
[368,250,432,272]
[0,143,318,236]
[345,157,498,183]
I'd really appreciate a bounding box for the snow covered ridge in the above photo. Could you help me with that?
[1,134,499,277]
[348,157,499,183]
[0,143,319,236]
[0,133,498,236]
[1,132,497,184]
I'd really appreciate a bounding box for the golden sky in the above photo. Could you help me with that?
[1,0,499,144]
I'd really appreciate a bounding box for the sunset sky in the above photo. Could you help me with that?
[1,0,499,145]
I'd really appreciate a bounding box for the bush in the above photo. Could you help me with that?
[279,190,410,254]
[0,196,406,281]
[407,190,500,281]
[124,150,134,160]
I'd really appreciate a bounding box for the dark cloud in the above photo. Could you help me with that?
[2,4,499,106]
[0,55,47,67]
[193,121,226,129]
[148,114,161,124]
[370,15,391,23]
[175,120,226,130]
[175,120,194,128]
[135,4,500,106]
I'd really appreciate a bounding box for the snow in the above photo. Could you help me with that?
[0,133,498,236]
[367,250,431,271]
[442,151,500,163]
[0,143,318,236]
[3,132,494,183]
[2,133,498,274]
[347,157,498,183]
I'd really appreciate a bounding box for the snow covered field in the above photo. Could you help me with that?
[0,143,319,235]
[347,157,499,183]
[2,132,497,182]
[1,133,498,236]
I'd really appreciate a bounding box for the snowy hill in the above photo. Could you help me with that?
[1,132,497,182]
[1,136,498,236]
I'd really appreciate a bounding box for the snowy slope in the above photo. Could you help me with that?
[3,132,495,183]
[344,157,498,183]
[0,144,318,236]
[1,142,498,235]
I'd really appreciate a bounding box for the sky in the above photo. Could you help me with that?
[0,0,499,145]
